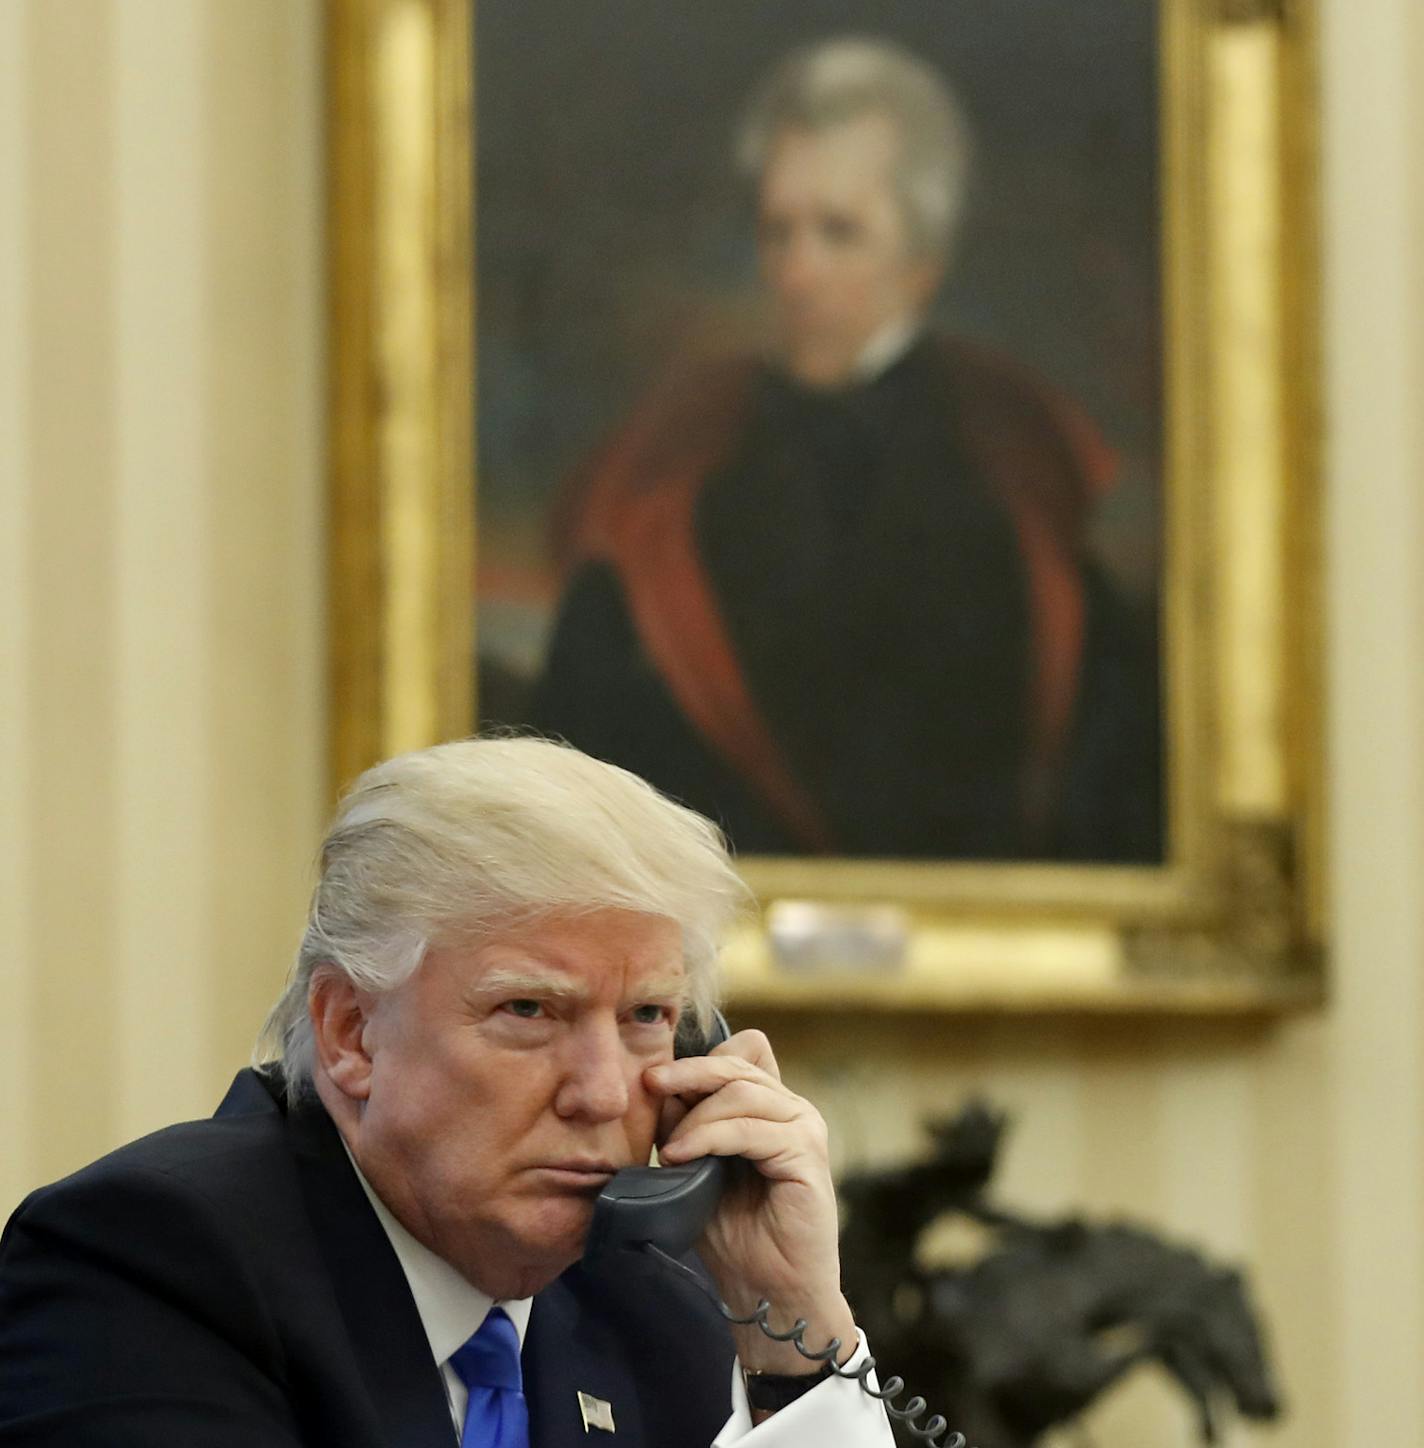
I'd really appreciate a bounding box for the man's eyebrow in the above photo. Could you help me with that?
[471,970,688,1004]
[473,969,586,1001]
[630,977,688,1002]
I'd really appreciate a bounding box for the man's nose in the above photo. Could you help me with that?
[553,1021,633,1122]
[769,230,825,302]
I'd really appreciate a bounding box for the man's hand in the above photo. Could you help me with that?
[644,1029,857,1379]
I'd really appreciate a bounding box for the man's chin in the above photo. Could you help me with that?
[778,343,861,391]
[458,1201,594,1298]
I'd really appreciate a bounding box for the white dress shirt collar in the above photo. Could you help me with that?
[852,315,922,383]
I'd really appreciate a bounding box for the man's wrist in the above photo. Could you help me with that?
[732,1293,858,1377]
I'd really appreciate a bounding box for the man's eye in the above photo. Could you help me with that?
[630,1004,670,1026]
[820,213,864,247]
[503,999,543,1019]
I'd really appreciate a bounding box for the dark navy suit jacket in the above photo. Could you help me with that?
[0,1069,736,1447]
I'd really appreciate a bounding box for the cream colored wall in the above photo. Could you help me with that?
[1,1,1420,1445]
[0,0,324,1192]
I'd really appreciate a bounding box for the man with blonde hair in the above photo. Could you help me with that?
[0,738,898,1447]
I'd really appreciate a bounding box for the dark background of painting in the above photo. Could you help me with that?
[474,0,1162,824]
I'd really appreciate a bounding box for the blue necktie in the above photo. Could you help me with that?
[449,1307,530,1448]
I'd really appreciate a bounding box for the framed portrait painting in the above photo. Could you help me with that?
[327,0,1323,1013]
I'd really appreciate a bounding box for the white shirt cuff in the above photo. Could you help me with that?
[711,1331,897,1446]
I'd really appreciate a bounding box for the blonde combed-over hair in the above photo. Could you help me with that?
[256,737,750,1100]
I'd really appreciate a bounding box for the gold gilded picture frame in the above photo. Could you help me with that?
[326,0,1323,1014]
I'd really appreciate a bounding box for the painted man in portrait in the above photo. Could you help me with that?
[528,37,1160,862]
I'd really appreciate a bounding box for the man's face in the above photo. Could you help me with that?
[348,908,685,1299]
[757,112,941,389]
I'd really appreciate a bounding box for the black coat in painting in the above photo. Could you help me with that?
[529,336,1161,863]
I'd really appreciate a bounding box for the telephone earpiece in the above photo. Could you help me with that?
[674,1006,732,1061]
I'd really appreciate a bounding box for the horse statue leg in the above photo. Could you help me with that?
[1153,1338,1219,1444]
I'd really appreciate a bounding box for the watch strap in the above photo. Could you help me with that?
[742,1358,836,1411]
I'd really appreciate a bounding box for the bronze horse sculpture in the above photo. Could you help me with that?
[838,1104,1282,1447]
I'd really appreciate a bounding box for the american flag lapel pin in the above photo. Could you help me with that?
[576,1390,616,1434]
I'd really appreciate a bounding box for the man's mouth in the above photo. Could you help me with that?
[530,1161,620,1190]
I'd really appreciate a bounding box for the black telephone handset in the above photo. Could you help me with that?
[581,1011,972,1447]
[582,1009,734,1263]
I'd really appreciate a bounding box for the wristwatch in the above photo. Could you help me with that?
[742,1359,836,1412]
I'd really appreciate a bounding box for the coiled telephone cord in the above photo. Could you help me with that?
[645,1243,971,1448]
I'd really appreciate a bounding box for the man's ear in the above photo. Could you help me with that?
[309,968,376,1102]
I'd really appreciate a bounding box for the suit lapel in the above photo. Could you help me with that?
[524,1273,644,1448]
[284,1091,457,1448]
